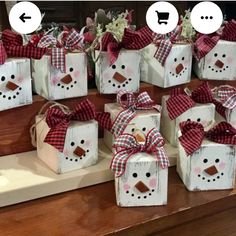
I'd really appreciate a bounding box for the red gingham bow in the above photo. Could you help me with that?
[111,128,169,177]
[0,29,46,64]
[44,99,111,152]
[166,82,213,120]
[194,20,236,60]
[179,121,236,156]
[153,25,182,66]
[110,90,161,137]
[38,29,82,72]
[101,26,152,65]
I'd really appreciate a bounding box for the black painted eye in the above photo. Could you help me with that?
[71,142,75,146]
[146,172,151,177]
[11,75,15,79]
[69,67,73,72]
[132,173,138,178]
[121,65,125,69]
[80,140,85,144]
[215,159,220,163]
[197,118,201,122]
[203,159,208,163]
[1,76,5,81]
[182,57,185,60]
[187,118,191,122]
[214,53,218,57]
[174,58,177,62]
[131,128,135,132]
[112,65,116,69]
[142,127,146,132]
[222,54,226,58]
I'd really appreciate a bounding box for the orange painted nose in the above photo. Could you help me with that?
[73,146,86,157]
[113,72,127,83]
[135,181,150,193]
[215,60,224,68]
[176,63,184,74]
[61,74,73,84]
[204,165,218,176]
[133,130,146,143]
[6,81,19,91]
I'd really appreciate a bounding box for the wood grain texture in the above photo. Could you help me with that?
[0,167,235,236]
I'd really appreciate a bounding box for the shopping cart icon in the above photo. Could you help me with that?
[155,11,169,24]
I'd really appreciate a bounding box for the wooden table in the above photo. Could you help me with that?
[0,167,235,236]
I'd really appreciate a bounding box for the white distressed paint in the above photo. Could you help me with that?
[0,58,32,111]
[36,116,98,174]
[115,152,168,207]
[32,53,87,100]
[103,103,161,151]
[194,40,236,81]
[140,43,192,88]
[161,95,215,147]
[95,50,140,94]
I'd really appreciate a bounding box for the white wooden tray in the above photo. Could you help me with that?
[0,140,177,207]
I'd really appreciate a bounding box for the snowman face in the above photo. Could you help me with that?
[190,145,235,190]
[48,53,87,100]
[165,44,192,87]
[0,59,32,111]
[58,121,98,172]
[203,41,236,80]
[100,51,140,93]
[123,114,160,143]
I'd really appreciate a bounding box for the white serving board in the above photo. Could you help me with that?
[0,140,177,207]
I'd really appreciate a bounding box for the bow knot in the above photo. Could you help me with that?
[111,128,169,177]
[179,121,236,156]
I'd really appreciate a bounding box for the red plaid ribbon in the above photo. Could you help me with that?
[111,128,169,177]
[0,29,46,64]
[101,26,153,65]
[194,20,236,60]
[179,121,236,156]
[110,90,161,137]
[166,82,213,120]
[38,29,82,72]
[44,99,111,152]
[153,25,182,66]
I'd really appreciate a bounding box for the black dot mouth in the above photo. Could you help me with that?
[65,149,90,161]
[170,67,187,77]
[108,78,132,89]
[0,87,22,100]
[57,80,77,90]
[125,188,155,199]
[208,65,229,72]
[197,172,224,182]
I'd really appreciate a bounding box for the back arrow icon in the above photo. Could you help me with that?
[19,13,31,23]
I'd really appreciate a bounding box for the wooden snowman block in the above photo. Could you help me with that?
[95,50,141,94]
[177,121,236,191]
[32,52,87,100]
[141,43,192,88]
[0,58,32,111]
[111,128,169,207]
[103,91,161,151]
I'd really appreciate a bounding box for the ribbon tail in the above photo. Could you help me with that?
[51,48,66,73]
[95,112,112,130]
[154,39,172,66]
[107,42,120,65]
[0,42,7,64]
[154,147,169,169]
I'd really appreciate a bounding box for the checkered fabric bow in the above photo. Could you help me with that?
[152,25,182,66]
[212,85,236,118]
[179,121,236,156]
[38,28,82,72]
[110,90,161,137]
[111,128,169,177]
[166,82,213,120]
[44,99,111,152]
[194,20,236,60]
[0,29,46,65]
[101,26,153,65]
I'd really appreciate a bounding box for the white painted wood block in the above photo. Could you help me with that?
[160,95,215,147]
[115,152,168,207]
[140,43,192,88]
[103,103,161,150]
[177,139,236,191]
[36,116,98,174]
[194,40,236,81]
[31,53,88,100]
[95,50,140,94]
[0,58,32,111]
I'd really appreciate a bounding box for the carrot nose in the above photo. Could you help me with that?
[135,181,150,193]
[215,60,224,68]
[204,165,218,176]
[6,81,19,91]
[176,63,184,74]
[73,146,86,157]
[133,130,146,143]
[60,74,72,84]
[113,72,127,83]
